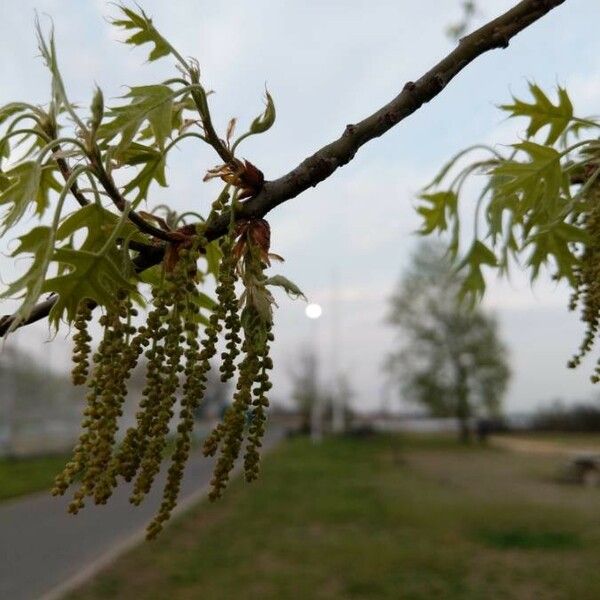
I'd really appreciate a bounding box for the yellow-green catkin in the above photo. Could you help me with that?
[217,234,242,382]
[55,214,278,538]
[146,240,219,538]
[244,323,274,482]
[53,291,140,511]
[205,240,273,499]
[130,264,187,506]
[114,287,168,483]
[207,335,259,500]
[569,184,600,381]
[71,300,93,385]
[94,296,144,504]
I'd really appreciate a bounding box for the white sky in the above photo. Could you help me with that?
[1,0,600,414]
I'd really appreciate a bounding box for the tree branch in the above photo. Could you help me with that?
[208,0,567,235]
[0,0,567,337]
[92,159,183,243]
[53,153,90,208]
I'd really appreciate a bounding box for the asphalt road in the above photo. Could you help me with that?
[0,428,284,600]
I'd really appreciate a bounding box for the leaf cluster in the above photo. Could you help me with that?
[417,83,600,304]
[0,5,280,333]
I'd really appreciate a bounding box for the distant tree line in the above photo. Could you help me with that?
[531,399,600,432]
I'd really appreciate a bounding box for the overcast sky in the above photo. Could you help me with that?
[1,0,600,414]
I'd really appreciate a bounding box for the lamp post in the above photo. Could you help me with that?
[305,303,323,443]
[330,270,344,434]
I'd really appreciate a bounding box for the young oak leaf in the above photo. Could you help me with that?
[457,240,498,304]
[98,85,174,151]
[0,160,42,232]
[122,148,167,201]
[249,91,276,135]
[416,191,457,234]
[43,247,135,328]
[57,202,146,254]
[110,5,171,62]
[526,221,588,284]
[36,165,63,215]
[231,92,276,151]
[492,141,566,218]
[500,83,574,146]
[1,226,53,330]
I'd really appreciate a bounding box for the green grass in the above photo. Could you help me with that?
[0,435,198,504]
[73,434,600,600]
[0,454,69,501]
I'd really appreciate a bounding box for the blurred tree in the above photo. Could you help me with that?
[386,242,510,442]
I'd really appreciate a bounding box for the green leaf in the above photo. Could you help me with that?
[1,226,54,329]
[265,275,306,301]
[57,203,145,254]
[44,247,135,328]
[36,165,62,215]
[90,86,104,136]
[138,264,163,287]
[194,291,217,311]
[98,85,174,151]
[250,92,276,134]
[457,241,497,303]
[526,222,587,283]
[112,141,160,166]
[170,96,197,133]
[416,191,457,234]
[203,240,222,278]
[111,5,172,62]
[500,83,573,145]
[0,171,10,191]
[122,147,167,201]
[492,141,565,218]
[0,161,42,231]
[0,103,30,126]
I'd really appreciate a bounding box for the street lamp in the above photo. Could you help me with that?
[305,303,323,442]
[305,303,322,320]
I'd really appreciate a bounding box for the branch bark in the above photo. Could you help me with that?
[0,0,567,337]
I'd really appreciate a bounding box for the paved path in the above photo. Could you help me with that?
[491,435,600,457]
[0,429,284,600]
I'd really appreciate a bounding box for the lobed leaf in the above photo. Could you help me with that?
[416,191,457,234]
[98,85,174,151]
[0,161,42,231]
[44,247,135,328]
[457,240,497,304]
[492,141,566,219]
[122,148,167,201]
[501,83,574,145]
[1,226,54,330]
[111,5,171,62]
[57,202,146,254]
[526,221,587,284]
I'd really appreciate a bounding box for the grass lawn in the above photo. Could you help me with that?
[0,453,69,502]
[73,434,600,599]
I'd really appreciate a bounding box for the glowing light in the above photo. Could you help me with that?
[305,303,322,320]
